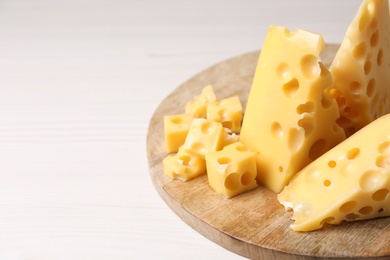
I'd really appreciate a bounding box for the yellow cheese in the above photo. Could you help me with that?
[223,128,239,146]
[329,0,390,137]
[278,113,390,232]
[206,142,257,198]
[239,26,346,193]
[164,114,193,153]
[183,118,226,159]
[163,146,206,181]
[207,95,243,134]
[185,85,217,118]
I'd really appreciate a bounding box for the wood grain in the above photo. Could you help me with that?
[147,44,390,259]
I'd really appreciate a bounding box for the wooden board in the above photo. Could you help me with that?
[146,44,390,259]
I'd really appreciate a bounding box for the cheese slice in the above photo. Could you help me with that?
[278,113,390,232]
[329,0,390,137]
[239,26,346,193]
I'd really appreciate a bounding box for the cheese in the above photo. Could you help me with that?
[164,114,193,153]
[207,95,243,134]
[329,0,390,137]
[278,113,390,232]
[206,142,257,198]
[185,85,217,118]
[239,26,346,193]
[163,146,206,181]
[183,118,226,159]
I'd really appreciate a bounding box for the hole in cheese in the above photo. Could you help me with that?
[190,142,205,155]
[276,62,290,79]
[271,122,284,138]
[346,213,360,220]
[235,144,245,152]
[378,208,384,213]
[218,157,232,165]
[321,93,333,109]
[300,54,320,79]
[366,78,376,97]
[346,147,360,160]
[171,117,184,124]
[364,60,372,75]
[296,101,315,114]
[200,121,215,134]
[224,173,240,191]
[370,30,379,47]
[327,160,337,168]
[375,155,390,168]
[359,170,386,191]
[323,179,331,187]
[320,216,336,225]
[359,206,374,215]
[350,81,362,94]
[241,171,253,186]
[378,140,390,154]
[339,201,358,213]
[283,78,299,98]
[352,41,366,59]
[179,155,191,166]
[377,48,383,66]
[372,188,389,201]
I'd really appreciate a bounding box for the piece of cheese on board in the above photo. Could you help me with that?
[278,113,390,231]
[240,26,346,193]
[329,0,390,137]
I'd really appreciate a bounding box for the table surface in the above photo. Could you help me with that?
[0,0,364,259]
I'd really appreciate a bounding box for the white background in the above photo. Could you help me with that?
[0,0,362,259]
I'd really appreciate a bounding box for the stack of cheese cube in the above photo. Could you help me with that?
[163,85,258,198]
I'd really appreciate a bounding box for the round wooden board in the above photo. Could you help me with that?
[146,44,390,259]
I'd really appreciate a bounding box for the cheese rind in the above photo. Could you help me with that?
[239,26,346,193]
[206,142,257,198]
[164,114,193,153]
[278,113,390,231]
[329,0,390,136]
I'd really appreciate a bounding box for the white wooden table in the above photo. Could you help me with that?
[0,0,362,259]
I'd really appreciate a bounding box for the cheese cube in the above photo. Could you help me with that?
[183,118,226,158]
[164,114,193,153]
[206,142,257,198]
[207,95,243,134]
[278,113,390,231]
[330,0,390,137]
[163,146,206,181]
[185,85,217,118]
[239,26,346,193]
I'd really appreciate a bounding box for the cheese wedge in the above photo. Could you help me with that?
[329,0,390,137]
[278,113,390,231]
[240,26,346,193]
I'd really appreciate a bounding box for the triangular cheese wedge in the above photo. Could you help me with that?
[329,0,390,137]
[278,113,390,231]
[240,26,346,193]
